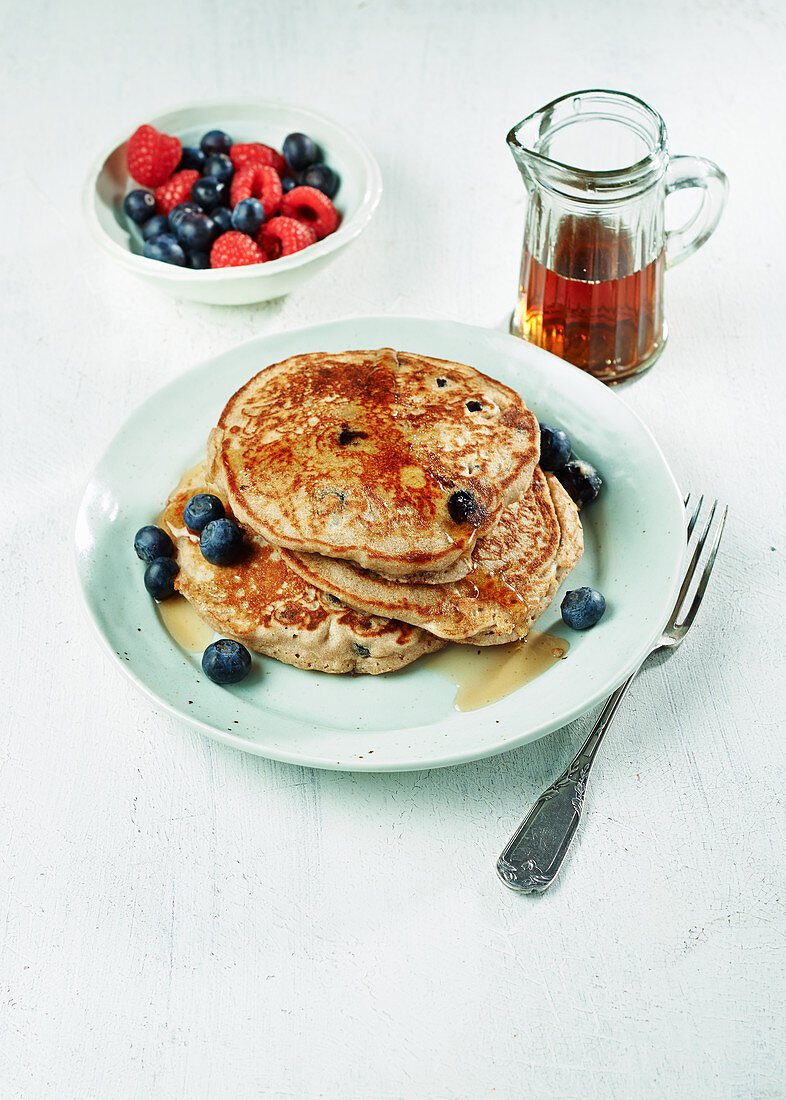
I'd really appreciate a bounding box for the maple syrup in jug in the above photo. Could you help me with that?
[514,217,665,384]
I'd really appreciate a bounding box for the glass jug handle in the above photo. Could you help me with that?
[665,155,728,268]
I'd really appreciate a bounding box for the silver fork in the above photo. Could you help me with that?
[496,494,728,894]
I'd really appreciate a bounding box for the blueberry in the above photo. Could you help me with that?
[282,132,321,172]
[200,129,233,156]
[134,524,174,563]
[141,214,170,241]
[143,556,179,600]
[301,163,339,199]
[555,459,603,506]
[190,176,227,212]
[175,212,218,252]
[200,517,243,565]
[539,423,572,471]
[188,250,212,269]
[281,175,299,194]
[561,587,606,630]
[211,206,233,233]
[231,197,265,236]
[202,153,234,184]
[169,201,203,231]
[183,493,225,533]
[201,638,252,685]
[447,489,482,524]
[178,145,205,173]
[466,400,483,412]
[123,189,156,225]
[142,234,187,266]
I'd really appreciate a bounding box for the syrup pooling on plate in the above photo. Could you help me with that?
[423,629,569,711]
[157,596,215,653]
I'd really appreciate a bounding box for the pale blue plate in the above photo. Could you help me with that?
[74,317,684,771]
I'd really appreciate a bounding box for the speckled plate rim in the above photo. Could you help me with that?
[74,317,685,772]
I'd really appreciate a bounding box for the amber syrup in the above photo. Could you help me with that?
[515,220,665,382]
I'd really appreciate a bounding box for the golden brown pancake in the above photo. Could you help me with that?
[160,469,445,675]
[207,348,540,577]
[280,470,583,643]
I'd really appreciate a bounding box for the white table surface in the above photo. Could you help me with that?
[2,1,785,1097]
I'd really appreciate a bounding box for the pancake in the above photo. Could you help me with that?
[207,347,540,577]
[467,474,584,645]
[160,469,445,675]
[281,470,583,643]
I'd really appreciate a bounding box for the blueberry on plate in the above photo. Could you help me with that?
[539,423,572,471]
[555,459,602,505]
[178,145,205,173]
[202,153,234,185]
[281,175,299,194]
[191,176,227,212]
[301,163,339,199]
[561,587,606,630]
[143,556,179,600]
[183,493,225,533]
[200,129,233,156]
[134,524,174,562]
[202,639,252,685]
[188,249,212,269]
[142,234,187,266]
[231,197,265,236]
[169,201,203,231]
[124,188,157,225]
[141,214,170,241]
[282,132,321,172]
[211,206,233,233]
[175,212,218,252]
[200,517,243,564]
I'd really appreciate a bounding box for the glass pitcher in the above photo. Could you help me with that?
[508,90,727,383]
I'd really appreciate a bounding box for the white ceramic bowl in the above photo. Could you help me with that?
[82,100,382,305]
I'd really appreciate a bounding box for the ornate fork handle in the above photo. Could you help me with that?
[496,672,637,892]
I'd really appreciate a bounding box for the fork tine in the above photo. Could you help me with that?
[686,493,704,539]
[678,504,727,632]
[673,498,718,614]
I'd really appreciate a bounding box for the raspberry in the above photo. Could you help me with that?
[257,216,318,259]
[230,142,288,175]
[210,231,267,268]
[230,164,282,218]
[280,186,339,240]
[153,170,201,215]
[127,125,182,188]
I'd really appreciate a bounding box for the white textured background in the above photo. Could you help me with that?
[2,1,785,1097]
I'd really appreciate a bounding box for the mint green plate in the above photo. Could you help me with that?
[74,317,684,771]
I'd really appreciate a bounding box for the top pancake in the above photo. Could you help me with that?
[207,348,540,577]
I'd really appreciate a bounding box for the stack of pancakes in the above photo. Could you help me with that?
[161,348,583,675]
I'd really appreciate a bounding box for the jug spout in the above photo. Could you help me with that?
[507,89,668,201]
[506,111,546,192]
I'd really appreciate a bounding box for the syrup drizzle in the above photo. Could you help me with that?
[422,628,569,711]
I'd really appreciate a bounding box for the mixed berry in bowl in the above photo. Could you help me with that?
[122,123,341,269]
